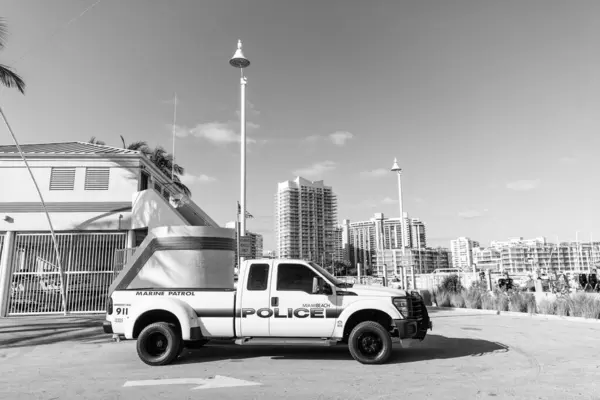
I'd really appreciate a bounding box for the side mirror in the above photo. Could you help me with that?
[312,277,320,294]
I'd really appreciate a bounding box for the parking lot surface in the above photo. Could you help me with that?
[1,309,599,400]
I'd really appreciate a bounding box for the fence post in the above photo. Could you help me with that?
[0,232,16,318]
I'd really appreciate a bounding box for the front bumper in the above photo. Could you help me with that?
[102,320,113,334]
[393,318,432,339]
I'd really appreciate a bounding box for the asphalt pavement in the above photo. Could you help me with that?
[1,310,599,400]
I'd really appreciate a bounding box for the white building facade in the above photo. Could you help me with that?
[0,142,217,317]
[450,237,481,272]
[274,177,337,264]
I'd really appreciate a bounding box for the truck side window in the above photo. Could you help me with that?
[247,263,269,291]
[277,263,317,293]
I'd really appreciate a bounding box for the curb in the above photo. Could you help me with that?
[428,306,600,324]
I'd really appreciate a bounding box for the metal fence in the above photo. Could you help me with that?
[7,232,128,315]
[113,247,138,279]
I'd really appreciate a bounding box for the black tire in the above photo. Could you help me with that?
[348,321,392,365]
[136,322,182,366]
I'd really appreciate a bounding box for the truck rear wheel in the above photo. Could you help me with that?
[348,321,392,365]
[136,322,182,366]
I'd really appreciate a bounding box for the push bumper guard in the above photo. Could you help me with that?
[393,291,432,341]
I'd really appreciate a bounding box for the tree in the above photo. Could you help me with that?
[0,18,25,93]
[119,135,191,197]
[88,136,106,145]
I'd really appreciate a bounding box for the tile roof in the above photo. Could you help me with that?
[0,141,140,156]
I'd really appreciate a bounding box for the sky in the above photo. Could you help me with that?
[2,0,600,251]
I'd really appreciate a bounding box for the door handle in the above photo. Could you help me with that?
[271,297,279,306]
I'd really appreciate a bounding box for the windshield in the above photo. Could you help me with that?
[308,262,349,288]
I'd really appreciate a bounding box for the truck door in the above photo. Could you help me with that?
[268,262,337,337]
[239,261,272,337]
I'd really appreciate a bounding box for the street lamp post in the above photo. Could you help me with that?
[230,40,250,264]
[391,158,415,290]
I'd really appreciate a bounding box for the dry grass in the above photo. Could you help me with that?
[430,284,600,320]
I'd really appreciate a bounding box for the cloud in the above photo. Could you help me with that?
[170,121,260,145]
[329,131,353,146]
[382,197,397,205]
[293,161,338,178]
[506,179,541,191]
[235,101,261,117]
[458,209,485,219]
[359,168,388,179]
[304,131,354,146]
[180,174,217,185]
[559,156,577,165]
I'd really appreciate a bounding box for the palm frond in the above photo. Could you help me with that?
[0,18,8,49]
[0,64,25,94]
[173,181,191,197]
[88,136,106,145]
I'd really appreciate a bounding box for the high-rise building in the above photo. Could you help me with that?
[409,218,426,248]
[224,221,263,266]
[274,176,337,263]
[479,237,600,273]
[344,212,426,271]
[450,237,480,272]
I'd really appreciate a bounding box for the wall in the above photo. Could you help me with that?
[0,157,139,231]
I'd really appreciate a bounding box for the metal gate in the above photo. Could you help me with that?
[113,247,138,279]
[7,232,127,315]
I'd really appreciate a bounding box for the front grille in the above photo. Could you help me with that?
[409,293,424,319]
[408,292,430,340]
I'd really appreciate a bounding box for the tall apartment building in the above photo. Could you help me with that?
[224,221,263,266]
[409,218,426,248]
[478,237,600,273]
[376,247,452,278]
[450,237,480,272]
[344,212,426,271]
[274,177,337,263]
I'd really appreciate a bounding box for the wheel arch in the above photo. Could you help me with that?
[332,300,400,341]
[127,298,198,340]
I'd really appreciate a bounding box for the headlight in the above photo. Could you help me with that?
[392,297,409,317]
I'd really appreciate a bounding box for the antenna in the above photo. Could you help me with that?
[171,92,177,180]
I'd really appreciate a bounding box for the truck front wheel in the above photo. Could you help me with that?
[136,322,182,366]
[348,321,392,365]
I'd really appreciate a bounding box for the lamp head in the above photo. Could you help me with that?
[390,157,401,172]
[229,39,250,69]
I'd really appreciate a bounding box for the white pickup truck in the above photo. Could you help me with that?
[103,258,431,366]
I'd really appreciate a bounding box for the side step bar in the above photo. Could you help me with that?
[235,337,339,346]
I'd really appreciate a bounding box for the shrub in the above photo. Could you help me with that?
[538,299,556,315]
[464,284,484,309]
[555,299,570,316]
[507,291,537,314]
[494,291,509,312]
[439,274,464,294]
[569,293,600,319]
[433,288,451,307]
[481,292,496,310]
[450,293,466,308]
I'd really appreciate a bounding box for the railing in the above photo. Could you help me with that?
[7,232,128,315]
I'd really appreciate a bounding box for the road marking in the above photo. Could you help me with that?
[123,375,261,391]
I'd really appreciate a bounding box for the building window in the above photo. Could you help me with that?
[84,167,110,190]
[139,171,149,191]
[49,167,76,190]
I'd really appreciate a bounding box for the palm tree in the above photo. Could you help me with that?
[0,18,25,93]
[0,18,68,313]
[88,136,106,145]
[120,135,191,197]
